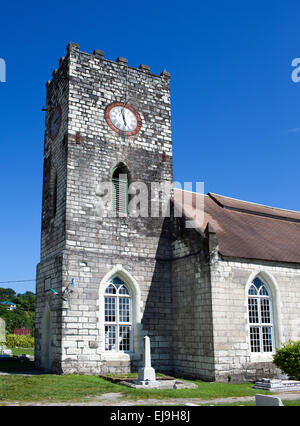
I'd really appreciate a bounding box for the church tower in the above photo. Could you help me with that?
[35,42,173,374]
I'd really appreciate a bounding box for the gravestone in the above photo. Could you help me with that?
[0,318,9,356]
[0,318,5,344]
[255,394,284,406]
[254,378,300,392]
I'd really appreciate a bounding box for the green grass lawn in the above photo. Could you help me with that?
[0,359,268,404]
[200,399,300,406]
[9,347,34,356]
[0,359,299,405]
[0,374,266,403]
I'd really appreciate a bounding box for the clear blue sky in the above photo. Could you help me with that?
[1,0,300,293]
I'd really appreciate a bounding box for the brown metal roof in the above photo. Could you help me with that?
[173,189,300,264]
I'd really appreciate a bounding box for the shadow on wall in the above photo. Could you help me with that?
[140,215,173,374]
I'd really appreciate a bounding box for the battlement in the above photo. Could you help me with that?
[47,41,171,87]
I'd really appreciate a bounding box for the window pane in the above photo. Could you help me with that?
[119,284,129,295]
[259,285,269,296]
[104,276,133,353]
[250,327,261,352]
[262,326,273,352]
[105,325,116,351]
[119,326,131,351]
[260,298,271,323]
[248,298,259,323]
[112,277,124,286]
[248,276,274,354]
[105,284,116,294]
[248,284,257,295]
[104,297,116,322]
[119,297,130,322]
[253,277,263,290]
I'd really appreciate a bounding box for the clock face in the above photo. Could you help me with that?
[49,106,62,140]
[105,102,141,136]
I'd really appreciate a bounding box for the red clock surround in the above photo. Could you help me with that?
[104,102,142,136]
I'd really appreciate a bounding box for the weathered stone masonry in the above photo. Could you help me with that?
[35,42,174,374]
[36,42,300,382]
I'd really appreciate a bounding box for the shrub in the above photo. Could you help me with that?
[273,340,300,380]
[5,334,34,349]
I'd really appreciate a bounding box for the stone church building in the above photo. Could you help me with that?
[35,42,300,382]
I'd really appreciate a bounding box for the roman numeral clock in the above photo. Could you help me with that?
[105,102,142,136]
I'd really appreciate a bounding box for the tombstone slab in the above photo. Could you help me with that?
[255,394,284,406]
[254,378,300,392]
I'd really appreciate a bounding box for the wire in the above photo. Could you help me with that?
[0,279,35,284]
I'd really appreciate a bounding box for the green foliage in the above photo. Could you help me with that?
[5,333,34,349]
[0,288,35,333]
[10,346,34,356]
[273,340,300,380]
[0,288,16,299]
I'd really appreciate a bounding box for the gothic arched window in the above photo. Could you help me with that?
[111,164,129,215]
[104,276,132,352]
[248,277,274,353]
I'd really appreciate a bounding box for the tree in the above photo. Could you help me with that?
[273,340,300,380]
[0,288,35,333]
[0,288,16,300]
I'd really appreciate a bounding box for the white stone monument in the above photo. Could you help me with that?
[137,336,157,387]
[0,318,11,357]
[0,318,5,345]
[120,335,197,389]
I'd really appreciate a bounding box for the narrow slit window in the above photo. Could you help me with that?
[112,165,129,215]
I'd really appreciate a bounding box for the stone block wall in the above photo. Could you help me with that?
[210,257,300,382]
[36,42,174,374]
[171,219,216,381]
[35,42,300,381]
[35,254,63,371]
[171,218,300,383]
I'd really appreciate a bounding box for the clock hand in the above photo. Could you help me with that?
[121,108,127,127]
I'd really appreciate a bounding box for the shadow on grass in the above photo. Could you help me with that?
[0,357,37,372]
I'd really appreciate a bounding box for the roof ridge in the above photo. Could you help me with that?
[173,188,207,196]
[208,192,300,214]
[208,193,300,224]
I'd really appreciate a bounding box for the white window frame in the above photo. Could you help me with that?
[104,277,133,353]
[99,266,143,361]
[248,277,275,356]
